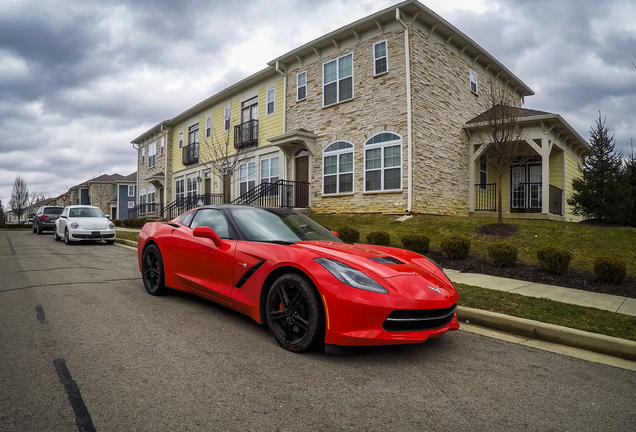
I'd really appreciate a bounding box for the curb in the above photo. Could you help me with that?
[115,238,138,248]
[457,306,636,362]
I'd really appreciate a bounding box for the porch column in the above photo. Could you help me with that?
[468,142,475,213]
[541,138,552,214]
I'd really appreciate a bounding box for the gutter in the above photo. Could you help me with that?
[275,61,287,134]
[396,8,413,212]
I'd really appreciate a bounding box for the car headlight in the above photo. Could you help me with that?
[315,258,388,294]
[109,222,115,229]
[70,222,79,229]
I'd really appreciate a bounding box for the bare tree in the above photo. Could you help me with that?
[0,200,5,224]
[474,80,533,223]
[198,113,256,203]
[9,176,29,222]
[29,191,52,207]
[90,181,115,214]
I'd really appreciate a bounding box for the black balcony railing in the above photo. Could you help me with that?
[182,143,199,165]
[234,119,258,149]
[474,183,497,211]
[232,180,310,208]
[128,203,158,219]
[162,193,225,220]
[549,185,564,216]
[511,182,542,212]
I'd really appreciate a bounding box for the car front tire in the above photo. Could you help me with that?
[64,228,72,245]
[266,273,325,353]
[141,244,167,295]
[105,240,115,245]
[54,228,61,241]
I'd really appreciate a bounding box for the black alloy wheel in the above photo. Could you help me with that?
[266,273,324,353]
[64,228,72,245]
[141,244,166,295]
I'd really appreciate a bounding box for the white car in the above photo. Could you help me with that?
[54,205,116,245]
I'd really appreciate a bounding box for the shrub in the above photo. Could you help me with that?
[401,235,430,254]
[366,231,390,246]
[593,257,627,283]
[537,246,572,275]
[487,243,519,267]
[337,226,360,243]
[440,236,471,260]
[113,219,123,227]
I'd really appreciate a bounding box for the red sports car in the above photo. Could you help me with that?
[138,205,460,353]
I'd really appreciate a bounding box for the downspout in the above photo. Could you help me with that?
[275,61,289,182]
[161,123,168,218]
[396,8,413,212]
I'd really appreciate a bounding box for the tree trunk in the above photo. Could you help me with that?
[497,173,504,224]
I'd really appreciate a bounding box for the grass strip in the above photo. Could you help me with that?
[116,231,140,242]
[456,283,636,341]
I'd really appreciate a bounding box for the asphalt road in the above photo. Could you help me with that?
[1,230,635,432]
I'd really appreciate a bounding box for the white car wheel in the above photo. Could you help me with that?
[64,228,73,245]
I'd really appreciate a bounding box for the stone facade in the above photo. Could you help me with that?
[136,130,169,218]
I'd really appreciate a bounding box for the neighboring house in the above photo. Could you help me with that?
[5,209,19,224]
[66,173,137,220]
[133,0,589,222]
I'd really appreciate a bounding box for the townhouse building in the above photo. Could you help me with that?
[133,0,589,222]
[66,173,137,220]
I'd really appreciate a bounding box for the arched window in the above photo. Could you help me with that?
[364,132,402,192]
[322,140,354,195]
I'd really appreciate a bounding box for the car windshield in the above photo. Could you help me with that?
[44,208,63,215]
[228,207,340,244]
[69,208,105,218]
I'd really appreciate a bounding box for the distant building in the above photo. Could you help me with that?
[66,173,137,220]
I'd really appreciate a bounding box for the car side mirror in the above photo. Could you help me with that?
[331,231,339,237]
[61,215,67,219]
[193,226,227,248]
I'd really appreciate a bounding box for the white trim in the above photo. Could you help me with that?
[322,52,354,107]
[322,140,354,195]
[205,116,212,138]
[128,185,135,197]
[470,69,478,94]
[296,71,307,101]
[372,39,388,75]
[224,106,231,132]
[363,132,403,192]
[178,131,184,150]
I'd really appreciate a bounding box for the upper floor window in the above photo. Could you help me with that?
[266,88,275,115]
[128,185,134,197]
[364,132,402,192]
[323,53,353,106]
[141,147,145,163]
[160,137,164,154]
[188,124,199,145]
[224,106,231,131]
[373,40,388,75]
[297,71,307,101]
[323,141,354,195]
[470,70,478,94]
[205,116,212,138]
[178,131,184,150]
[148,142,156,168]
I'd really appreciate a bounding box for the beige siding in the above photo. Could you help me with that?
[549,149,563,188]
[564,151,583,221]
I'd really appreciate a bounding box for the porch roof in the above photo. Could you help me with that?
[267,129,317,159]
[465,107,591,156]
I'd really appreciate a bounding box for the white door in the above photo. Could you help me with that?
[529,165,542,208]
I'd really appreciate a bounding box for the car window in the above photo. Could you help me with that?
[44,207,63,215]
[69,207,104,218]
[179,211,196,227]
[190,209,230,238]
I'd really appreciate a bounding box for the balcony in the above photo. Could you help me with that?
[234,119,259,149]
[182,143,199,165]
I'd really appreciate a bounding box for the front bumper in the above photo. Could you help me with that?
[319,275,460,347]
[68,228,116,241]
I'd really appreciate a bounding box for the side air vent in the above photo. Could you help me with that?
[368,256,405,265]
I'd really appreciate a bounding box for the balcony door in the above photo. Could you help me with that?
[241,97,258,144]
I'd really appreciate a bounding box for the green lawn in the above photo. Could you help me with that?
[116,231,140,242]
[457,283,636,341]
[308,213,636,276]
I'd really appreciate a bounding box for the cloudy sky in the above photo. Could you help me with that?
[1,0,635,209]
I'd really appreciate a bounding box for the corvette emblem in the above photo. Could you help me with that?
[239,262,247,268]
[428,285,441,294]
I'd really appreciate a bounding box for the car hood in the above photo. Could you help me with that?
[295,241,456,301]
[69,217,110,230]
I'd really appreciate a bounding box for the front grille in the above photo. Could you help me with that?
[73,233,115,239]
[383,304,457,332]
[368,256,405,265]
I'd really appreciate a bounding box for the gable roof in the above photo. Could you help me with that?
[466,106,552,124]
[268,0,533,97]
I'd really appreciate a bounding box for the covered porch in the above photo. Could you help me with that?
[464,108,591,221]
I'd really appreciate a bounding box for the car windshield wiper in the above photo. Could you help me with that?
[257,240,296,245]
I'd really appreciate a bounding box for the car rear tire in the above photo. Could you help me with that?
[37,225,42,235]
[142,244,167,296]
[266,273,325,353]
[32,225,37,233]
[54,229,61,241]
[64,228,72,245]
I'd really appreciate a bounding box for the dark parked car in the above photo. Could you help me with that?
[33,206,64,234]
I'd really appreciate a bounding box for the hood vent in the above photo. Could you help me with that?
[368,256,405,265]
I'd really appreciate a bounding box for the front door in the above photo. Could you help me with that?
[511,164,542,212]
[204,178,211,204]
[295,155,309,208]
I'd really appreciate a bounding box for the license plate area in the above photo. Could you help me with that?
[91,231,100,237]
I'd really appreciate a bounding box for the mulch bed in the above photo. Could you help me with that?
[425,248,636,299]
